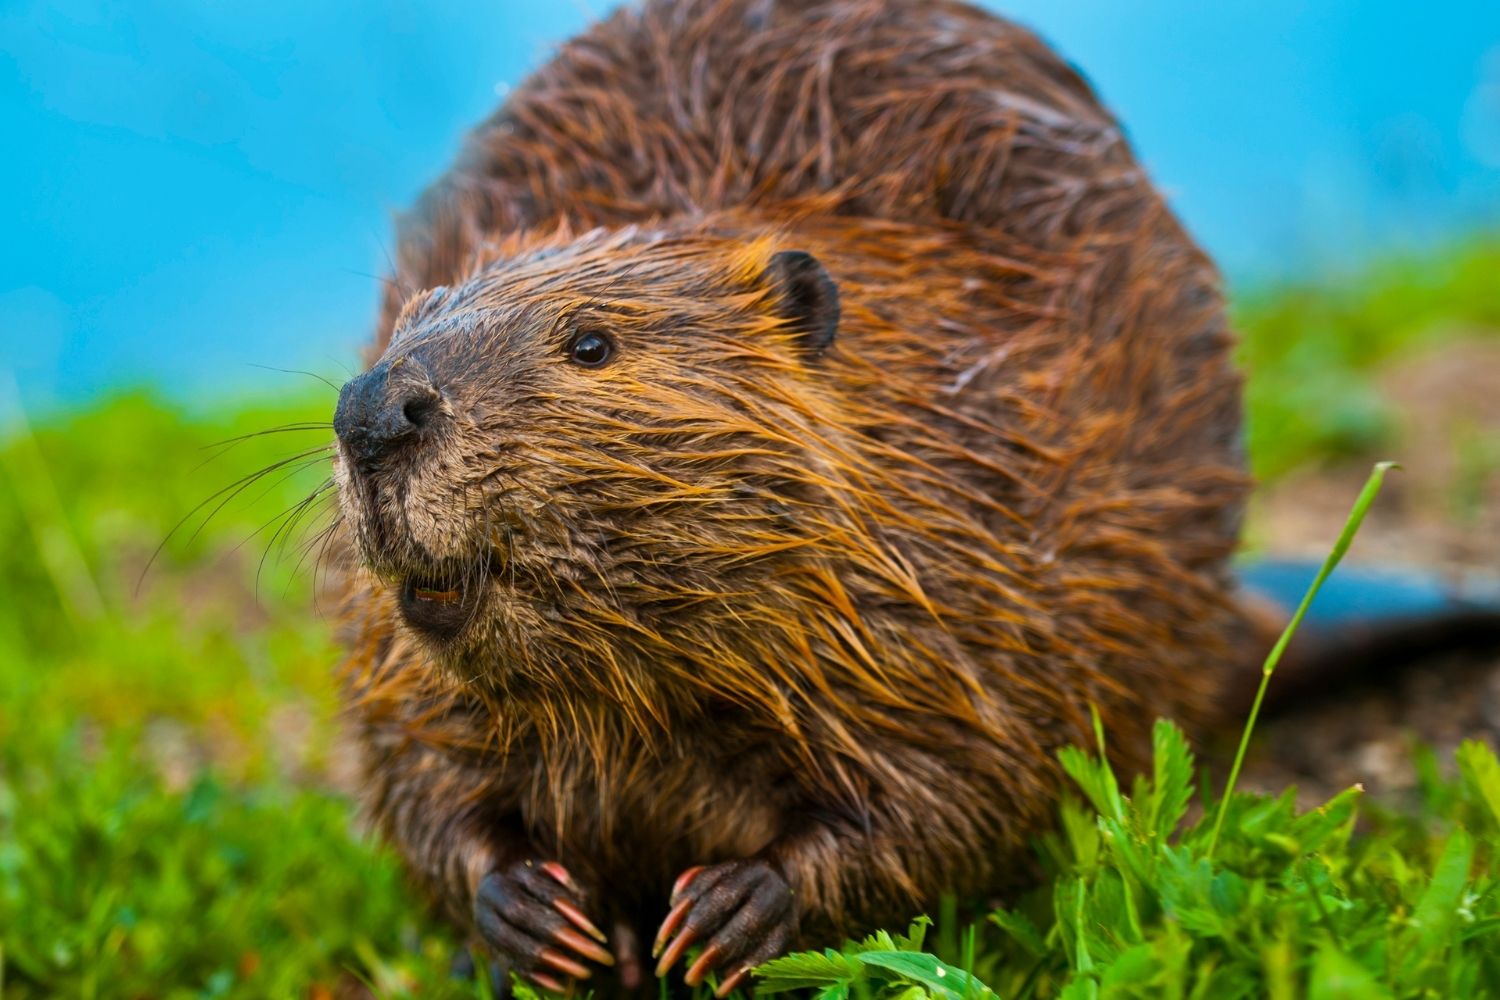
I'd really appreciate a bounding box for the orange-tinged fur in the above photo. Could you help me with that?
[330,0,1249,982]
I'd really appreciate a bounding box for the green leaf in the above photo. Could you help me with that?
[1058,794,1102,871]
[1098,942,1156,988]
[1287,786,1363,855]
[857,950,999,1000]
[1408,827,1475,958]
[1058,977,1100,1000]
[1060,746,1124,826]
[990,908,1046,958]
[754,948,859,994]
[1458,740,1500,829]
[1209,870,1248,917]
[1146,720,1195,842]
[1056,877,1094,973]
[901,915,933,953]
[1157,847,1226,938]
[1308,946,1392,1000]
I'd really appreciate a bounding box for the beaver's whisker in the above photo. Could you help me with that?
[197,424,334,467]
[248,478,339,597]
[272,501,335,602]
[282,493,340,600]
[340,266,403,295]
[306,513,348,616]
[266,479,337,576]
[139,445,337,592]
[280,494,342,602]
[243,363,344,394]
[241,454,335,515]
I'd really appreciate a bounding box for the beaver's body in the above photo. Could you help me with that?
[331,0,1247,992]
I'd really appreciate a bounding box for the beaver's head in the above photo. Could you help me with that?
[333,226,844,686]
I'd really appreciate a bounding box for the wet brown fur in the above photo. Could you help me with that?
[332,0,1248,974]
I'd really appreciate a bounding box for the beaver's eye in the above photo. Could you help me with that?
[567,331,614,368]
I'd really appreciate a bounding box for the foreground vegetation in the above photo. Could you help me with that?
[2,236,1498,996]
[759,727,1500,998]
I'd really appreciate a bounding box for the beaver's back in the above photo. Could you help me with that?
[381,0,1197,341]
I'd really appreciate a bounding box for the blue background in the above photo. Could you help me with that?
[4,1,1498,415]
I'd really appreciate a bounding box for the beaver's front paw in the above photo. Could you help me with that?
[653,859,797,997]
[474,859,614,993]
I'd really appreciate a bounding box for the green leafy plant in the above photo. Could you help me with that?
[757,722,1500,999]
[758,919,995,1000]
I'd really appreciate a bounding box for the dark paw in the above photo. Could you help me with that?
[473,859,614,993]
[653,859,798,997]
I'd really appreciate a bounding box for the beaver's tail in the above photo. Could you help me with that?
[1232,559,1500,711]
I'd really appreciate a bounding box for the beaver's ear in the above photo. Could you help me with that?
[765,250,839,355]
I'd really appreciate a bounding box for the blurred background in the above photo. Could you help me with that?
[1,1,1498,996]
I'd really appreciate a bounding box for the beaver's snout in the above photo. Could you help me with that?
[334,354,492,644]
[333,356,443,474]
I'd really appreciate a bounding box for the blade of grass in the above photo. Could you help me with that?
[1207,460,1397,858]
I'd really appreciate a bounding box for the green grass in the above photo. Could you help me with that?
[1234,235,1500,479]
[2,236,1498,997]
[758,733,1500,999]
[0,394,477,997]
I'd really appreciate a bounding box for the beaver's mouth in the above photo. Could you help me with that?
[397,564,489,643]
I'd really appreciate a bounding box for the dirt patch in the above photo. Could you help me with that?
[1238,338,1500,802]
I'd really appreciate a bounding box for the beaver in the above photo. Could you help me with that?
[329,0,1248,993]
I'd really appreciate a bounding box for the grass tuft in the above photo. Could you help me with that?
[764,726,1500,997]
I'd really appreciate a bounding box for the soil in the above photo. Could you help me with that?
[1236,338,1500,804]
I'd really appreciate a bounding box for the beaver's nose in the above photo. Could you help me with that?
[333,358,441,473]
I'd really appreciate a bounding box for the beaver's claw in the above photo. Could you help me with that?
[653,859,797,997]
[474,859,614,993]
